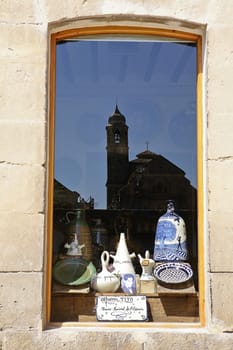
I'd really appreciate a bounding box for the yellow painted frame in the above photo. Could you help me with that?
[46,25,204,329]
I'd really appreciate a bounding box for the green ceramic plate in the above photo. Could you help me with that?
[53,258,96,286]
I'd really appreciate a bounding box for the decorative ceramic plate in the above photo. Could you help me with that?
[153,262,193,284]
[53,258,96,286]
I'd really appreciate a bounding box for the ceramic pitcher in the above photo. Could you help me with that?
[91,251,120,293]
[138,250,155,280]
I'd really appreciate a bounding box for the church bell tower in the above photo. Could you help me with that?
[106,105,129,208]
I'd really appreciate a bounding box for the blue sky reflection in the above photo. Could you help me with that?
[55,39,197,209]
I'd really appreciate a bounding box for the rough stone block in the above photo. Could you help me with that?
[0,1,39,24]
[0,60,46,121]
[0,23,46,62]
[1,330,206,350]
[207,26,233,67]
[4,330,232,350]
[209,210,233,272]
[208,159,233,213]
[0,212,44,272]
[0,23,46,121]
[0,272,43,331]
[46,0,81,21]
[203,333,233,350]
[206,1,233,24]
[207,26,233,114]
[0,121,45,164]
[207,79,233,115]
[0,164,45,213]
[211,273,233,330]
[208,113,233,160]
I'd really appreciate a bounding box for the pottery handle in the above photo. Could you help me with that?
[137,253,143,262]
[101,250,110,269]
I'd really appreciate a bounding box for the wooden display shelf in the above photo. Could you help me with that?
[51,282,199,323]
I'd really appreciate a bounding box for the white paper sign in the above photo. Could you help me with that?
[96,295,148,321]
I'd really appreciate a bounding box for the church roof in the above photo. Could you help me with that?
[130,149,157,165]
[130,149,185,175]
[108,104,126,124]
[136,149,158,159]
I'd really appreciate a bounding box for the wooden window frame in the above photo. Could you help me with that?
[45,25,204,329]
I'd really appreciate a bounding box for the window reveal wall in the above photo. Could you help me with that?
[47,26,204,327]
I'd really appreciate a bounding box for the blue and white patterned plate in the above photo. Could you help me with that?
[154,262,193,284]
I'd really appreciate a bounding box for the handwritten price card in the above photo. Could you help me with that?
[96,295,148,321]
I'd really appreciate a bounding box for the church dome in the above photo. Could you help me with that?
[108,105,126,124]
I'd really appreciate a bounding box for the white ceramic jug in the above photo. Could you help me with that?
[91,251,120,293]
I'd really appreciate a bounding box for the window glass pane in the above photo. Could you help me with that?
[52,37,198,323]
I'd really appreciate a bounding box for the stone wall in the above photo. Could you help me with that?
[1,1,233,349]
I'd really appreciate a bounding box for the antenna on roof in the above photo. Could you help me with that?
[145,141,149,150]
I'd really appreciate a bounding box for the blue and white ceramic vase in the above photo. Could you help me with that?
[153,200,188,262]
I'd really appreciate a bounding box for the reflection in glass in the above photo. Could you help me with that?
[55,40,197,210]
[51,37,199,323]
